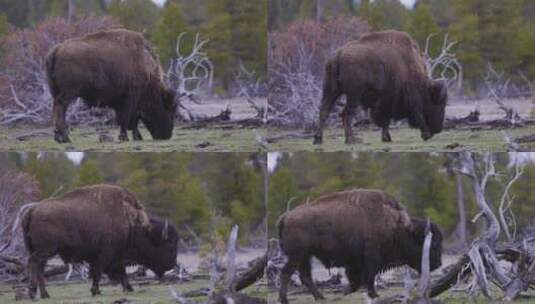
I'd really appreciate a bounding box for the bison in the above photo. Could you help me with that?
[313,30,448,145]
[277,189,443,304]
[46,29,177,143]
[19,184,178,299]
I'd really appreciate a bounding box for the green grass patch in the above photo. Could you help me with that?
[0,126,266,152]
[0,279,268,304]
[268,126,535,152]
[267,286,535,303]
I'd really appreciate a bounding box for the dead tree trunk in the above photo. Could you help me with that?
[428,152,531,300]
[454,172,468,248]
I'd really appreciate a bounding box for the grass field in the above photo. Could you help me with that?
[0,250,268,303]
[268,126,535,152]
[266,286,535,304]
[0,97,267,152]
[0,279,267,304]
[269,98,535,152]
[0,126,266,152]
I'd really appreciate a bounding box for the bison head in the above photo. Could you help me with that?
[406,218,443,273]
[424,81,448,135]
[137,216,179,277]
[140,86,177,140]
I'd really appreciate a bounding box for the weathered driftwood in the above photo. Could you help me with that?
[234,254,267,292]
[181,107,264,130]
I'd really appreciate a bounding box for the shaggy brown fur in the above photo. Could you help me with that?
[278,189,443,304]
[21,184,178,299]
[46,29,177,143]
[313,30,448,145]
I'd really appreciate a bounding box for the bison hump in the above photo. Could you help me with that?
[297,189,412,229]
[43,184,151,230]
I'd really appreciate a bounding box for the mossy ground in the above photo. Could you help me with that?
[0,126,266,152]
[0,279,267,304]
[268,126,535,152]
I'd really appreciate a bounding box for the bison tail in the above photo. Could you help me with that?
[45,46,59,98]
[0,203,39,253]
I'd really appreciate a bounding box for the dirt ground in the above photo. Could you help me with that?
[0,249,267,304]
[0,97,266,152]
[268,98,535,152]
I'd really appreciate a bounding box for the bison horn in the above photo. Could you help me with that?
[162,220,169,240]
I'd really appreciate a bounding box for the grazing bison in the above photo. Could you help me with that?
[277,189,442,304]
[313,30,448,145]
[19,184,178,299]
[46,29,177,143]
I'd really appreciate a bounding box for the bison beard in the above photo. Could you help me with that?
[277,189,443,304]
[313,30,448,145]
[45,29,177,143]
[20,184,179,299]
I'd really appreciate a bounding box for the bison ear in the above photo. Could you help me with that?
[162,220,169,240]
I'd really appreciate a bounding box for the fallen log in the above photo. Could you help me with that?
[429,254,471,298]
[234,254,267,292]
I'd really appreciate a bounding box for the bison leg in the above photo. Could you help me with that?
[279,262,297,304]
[115,110,130,142]
[52,99,70,143]
[37,260,50,298]
[341,101,360,144]
[364,268,379,298]
[415,111,432,141]
[27,256,39,299]
[114,265,134,292]
[343,266,362,295]
[118,126,129,142]
[89,264,102,296]
[298,260,325,301]
[313,92,340,145]
[131,119,143,141]
[381,127,392,142]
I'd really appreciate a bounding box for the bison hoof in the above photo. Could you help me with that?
[54,131,71,143]
[125,285,134,292]
[41,292,50,299]
[345,137,362,144]
[28,290,36,299]
[133,133,143,141]
[343,286,355,295]
[381,134,392,142]
[313,135,323,145]
[90,288,101,296]
[118,134,129,142]
[421,132,433,141]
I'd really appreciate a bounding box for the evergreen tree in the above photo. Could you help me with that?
[152,2,190,67]
[76,159,104,187]
[405,3,440,55]
[202,0,266,92]
[108,0,160,37]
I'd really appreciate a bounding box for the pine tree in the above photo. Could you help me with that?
[76,159,104,187]
[108,0,160,37]
[152,2,189,67]
[405,3,440,54]
[202,0,266,92]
